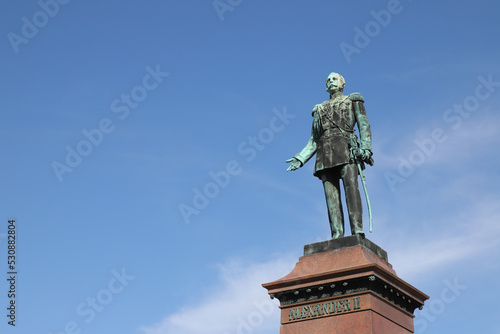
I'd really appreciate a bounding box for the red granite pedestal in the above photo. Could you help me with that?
[262,236,429,334]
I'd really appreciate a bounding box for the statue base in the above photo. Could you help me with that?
[262,235,429,333]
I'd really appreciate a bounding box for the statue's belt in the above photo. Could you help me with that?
[321,127,354,139]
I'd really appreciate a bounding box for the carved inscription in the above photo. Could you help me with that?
[287,297,361,322]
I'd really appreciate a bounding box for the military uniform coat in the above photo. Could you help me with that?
[294,92,371,178]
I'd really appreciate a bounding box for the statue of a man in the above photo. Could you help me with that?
[286,72,373,239]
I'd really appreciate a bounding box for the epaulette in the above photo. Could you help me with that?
[348,92,364,102]
[311,103,326,116]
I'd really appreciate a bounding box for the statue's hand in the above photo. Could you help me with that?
[360,149,371,161]
[361,149,374,165]
[286,157,302,171]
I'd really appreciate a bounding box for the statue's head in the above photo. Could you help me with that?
[325,72,345,94]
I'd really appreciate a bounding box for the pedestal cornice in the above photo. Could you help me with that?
[263,236,429,333]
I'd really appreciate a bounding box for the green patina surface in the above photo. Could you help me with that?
[286,73,374,238]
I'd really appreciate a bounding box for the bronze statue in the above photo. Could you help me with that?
[286,72,373,239]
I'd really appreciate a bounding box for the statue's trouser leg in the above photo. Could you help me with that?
[321,171,344,238]
[341,163,363,235]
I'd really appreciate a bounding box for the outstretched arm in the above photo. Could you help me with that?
[286,137,317,171]
[286,104,322,171]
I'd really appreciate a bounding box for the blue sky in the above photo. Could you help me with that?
[1,0,499,333]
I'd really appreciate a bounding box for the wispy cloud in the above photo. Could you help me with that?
[376,114,500,278]
[375,110,500,171]
[386,195,500,280]
[141,193,500,334]
[139,255,297,334]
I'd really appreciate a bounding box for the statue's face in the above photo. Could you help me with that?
[325,73,344,94]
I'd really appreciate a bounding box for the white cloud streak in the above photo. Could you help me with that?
[139,255,297,334]
[374,101,500,170]
[141,194,500,334]
[386,194,500,281]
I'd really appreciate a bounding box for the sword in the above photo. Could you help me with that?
[349,135,373,233]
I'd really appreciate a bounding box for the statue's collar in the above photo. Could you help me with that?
[330,92,344,100]
[329,91,344,101]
